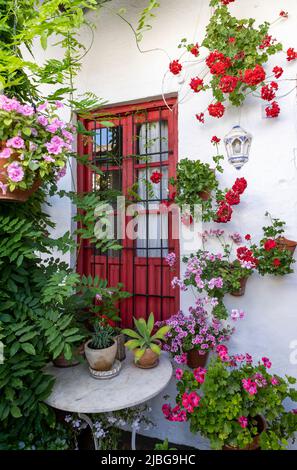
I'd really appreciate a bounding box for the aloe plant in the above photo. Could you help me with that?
[122,313,170,362]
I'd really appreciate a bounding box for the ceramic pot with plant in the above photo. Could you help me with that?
[85,323,117,372]
[122,313,170,369]
[159,307,233,367]
[163,347,297,450]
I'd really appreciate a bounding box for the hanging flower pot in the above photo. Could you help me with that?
[230,275,249,297]
[187,349,209,369]
[0,96,72,203]
[223,415,267,451]
[276,236,297,255]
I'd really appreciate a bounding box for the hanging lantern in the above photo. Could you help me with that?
[224,125,252,170]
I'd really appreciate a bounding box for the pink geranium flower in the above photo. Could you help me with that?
[262,357,272,369]
[175,368,183,380]
[6,136,25,149]
[7,162,24,182]
[238,416,248,428]
[242,378,257,395]
[194,367,207,384]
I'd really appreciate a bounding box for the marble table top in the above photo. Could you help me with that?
[45,352,172,414]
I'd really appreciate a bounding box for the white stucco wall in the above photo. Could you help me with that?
[43,0,297,448]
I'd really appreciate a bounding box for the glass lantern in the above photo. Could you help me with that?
[224,125,252,171]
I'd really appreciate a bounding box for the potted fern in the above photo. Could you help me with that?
[85,322,117,372]
[122,313,170,369]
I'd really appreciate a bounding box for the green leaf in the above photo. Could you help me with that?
[21,343,36,355]
[10,405,22,418]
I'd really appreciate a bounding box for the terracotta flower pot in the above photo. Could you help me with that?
[84,339,117,372]
[276,236,297,255]
[0,155,40,202]
[187,349,209,369]
[53,344,84,368]
[223,415,267,451]
[230,276,249,297]
[134,345,160,369]
[115,333,126,361]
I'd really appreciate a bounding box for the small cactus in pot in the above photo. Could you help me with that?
[85,323,117,372]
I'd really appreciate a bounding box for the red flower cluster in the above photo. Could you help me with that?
[216,201,233,223]
[195,113,205,123]
[211,135,221,145]
[237,246,258,267]
[208,102,225,118]
[219,75,239,93]
[206,51,232,76]
[190,77,204,93]
[280,11,288,18]
[273,258,281,267]
[261,82,278,101]
[190,43,199,57]
[264,239,276,251]
[265,101,280,118]
[259,35,276,50]
[150,171,162,184]
[169,60,182,75]
[232,177,247,195]
[287,48,297,62]
[225,190,240,206]
[221,0,235,4]
[273,66,283,79]
[242,64,266,86]
[228,37,236,44]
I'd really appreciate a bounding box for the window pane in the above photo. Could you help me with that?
[94,126,122,164]
[137,121,168,161]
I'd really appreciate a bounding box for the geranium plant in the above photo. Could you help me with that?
[170,141,247,223]
[168,229,251,319]
[163,347,297,450]
[168,0,293,122]
[0,95,73,194]
[237,215,296,276]
[157,304,234,365]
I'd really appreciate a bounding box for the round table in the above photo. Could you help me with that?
[45,351,172,449]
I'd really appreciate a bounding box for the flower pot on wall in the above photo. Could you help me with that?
[276,236,297,255]
[223,415,267,451]
[187,350,209,369]
[230,276,249,297]
[0,156,40,202]
[84,339,117,372]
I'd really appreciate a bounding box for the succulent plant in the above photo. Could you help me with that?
[122,313,170,362]
[89,323,115,350]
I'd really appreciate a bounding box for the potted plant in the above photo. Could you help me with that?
[240,215,296,276]
[163,347,297,450]
[0,96,72,201]
[85,322,117,372]
[159,307,234,369]
[122,313,170,369]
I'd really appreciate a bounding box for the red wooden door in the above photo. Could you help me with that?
[77,99,179,327]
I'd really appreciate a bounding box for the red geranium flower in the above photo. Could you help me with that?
[232,177,247,195]
[219,75,239,93]
[228,37,236,44]
[242,64,266,86]
[225,190,240,206]
[237,246,258,267]
[195,113,205,123]
[261,82,278,101]
[206,51,232,76]
[221,0,235,4]
[273,66,283,79]
[280,11,288,18]
[265,101,280,118]
[211,136,221,145]
[190,77,204,93]
[245,234,251,241]
[264,239,277,251]
[169,60,182,75]
[273,258,281,267]
[208,102,225,118]
[150,171,163,184]
[216,201,233,223]
[259,35,276,50]
[287,48,297,62]
[190,43,199,57]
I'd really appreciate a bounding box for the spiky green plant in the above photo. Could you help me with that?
[122,313,170,362]
[89,323,115,350]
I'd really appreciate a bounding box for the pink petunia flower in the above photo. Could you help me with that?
[0,147,12,159]
[7,162,24,182]
[6,136,25,149]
